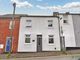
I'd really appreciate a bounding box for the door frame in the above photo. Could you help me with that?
[5,37,11,52]
[37,35,42,52]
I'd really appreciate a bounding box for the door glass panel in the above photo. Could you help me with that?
[37,35,42,52]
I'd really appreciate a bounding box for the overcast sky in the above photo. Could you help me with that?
[0,0,80,15]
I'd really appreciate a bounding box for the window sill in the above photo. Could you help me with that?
[48,44,54,46]
[48,27,54,29]
[24,43,31,45]
[25,26,32,28]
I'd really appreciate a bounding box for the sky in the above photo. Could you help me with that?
[0,0,80,15]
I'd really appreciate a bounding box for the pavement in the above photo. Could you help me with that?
[1,50,80,59]
[1,54,80,60]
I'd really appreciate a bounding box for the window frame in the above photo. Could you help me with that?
[48,20,53,28]
[63,20,68,24]
[26,20,32,28]
[25,34,31,43]
[48,35,54,44]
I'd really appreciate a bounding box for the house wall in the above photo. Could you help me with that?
[0,17,20,53]
[59,14,76,47]
[72,15,80,47]
[18,16,61,52]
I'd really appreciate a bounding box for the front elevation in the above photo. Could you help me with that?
[18,16,61,52]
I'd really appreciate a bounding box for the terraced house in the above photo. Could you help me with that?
[0,13,80,53]
[59,12,80,49]
[0,14,20,53]
[18,15,61,52]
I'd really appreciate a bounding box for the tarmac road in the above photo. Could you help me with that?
[1,55,80,60]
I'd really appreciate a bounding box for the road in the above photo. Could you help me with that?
[1,55,80,60]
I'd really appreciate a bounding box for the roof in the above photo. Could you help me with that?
[59,13,80,15]
[0,14,59,18]
[0,13,80,19]
[21,15,58,17]
[0,14,28,18]
[53,12,80,15]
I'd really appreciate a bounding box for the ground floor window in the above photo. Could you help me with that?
[25,35,31,43]
[49,35,54,44]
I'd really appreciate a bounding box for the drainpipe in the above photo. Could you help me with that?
[57,15,62,51]
[53,12,62,51]
[61,26,66,51]
[56,13,66,51]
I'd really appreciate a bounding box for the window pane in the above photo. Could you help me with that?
[26,20,31,22]
[49,38,54,43]
[48,20,53,22]
[49,35,54,44]
[26,35,30,37]
[26,26,31,27]
[49,35,53,37]
[25,38,30,43]
[63,20,68,23]
[48,24,53,27]
[48,20,53,27]
[26,20,32,28]
[25,35,30,43]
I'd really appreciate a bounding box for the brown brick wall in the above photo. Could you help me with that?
[0,17,20,53]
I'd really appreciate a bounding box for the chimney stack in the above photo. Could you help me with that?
[65,12,70,15]
[53,12,59,16]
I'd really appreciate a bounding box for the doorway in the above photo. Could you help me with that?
[37,35,42,52]
[5,37,11,52]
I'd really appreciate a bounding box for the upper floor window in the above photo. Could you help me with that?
[63,20,68,23]
[48,20,53,27]
[25,35,31,43]
[26,20,32,27]
[49,35,54,44]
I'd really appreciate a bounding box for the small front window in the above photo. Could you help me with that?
[26,20,32,28]
[63,20,68,23]
[49,35,54,44]
[25,35,30,43]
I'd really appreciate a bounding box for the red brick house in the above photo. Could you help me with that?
[0,14,20,53]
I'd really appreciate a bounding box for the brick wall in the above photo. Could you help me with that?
[0,17,20,53]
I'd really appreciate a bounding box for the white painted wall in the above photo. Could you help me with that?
[59,15,76,47]
[18,16,61,52]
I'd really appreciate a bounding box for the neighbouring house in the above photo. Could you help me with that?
[0,14,20,53]
[55,12,80,49]
[18,16,61,52]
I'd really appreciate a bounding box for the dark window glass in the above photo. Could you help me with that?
[49,38,54,43]
[25,35,30,43]
[63,20,68,23]
[26,20,32,28]
[48,20,53,27]
[49,35,54,44]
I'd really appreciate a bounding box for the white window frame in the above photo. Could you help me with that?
[48,20,53,28]
[48,35,54,44]
[25,34,31,43]
[26,20,32,28]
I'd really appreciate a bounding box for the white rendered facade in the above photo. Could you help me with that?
[59,14,76,47]
[18,16,61,52]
